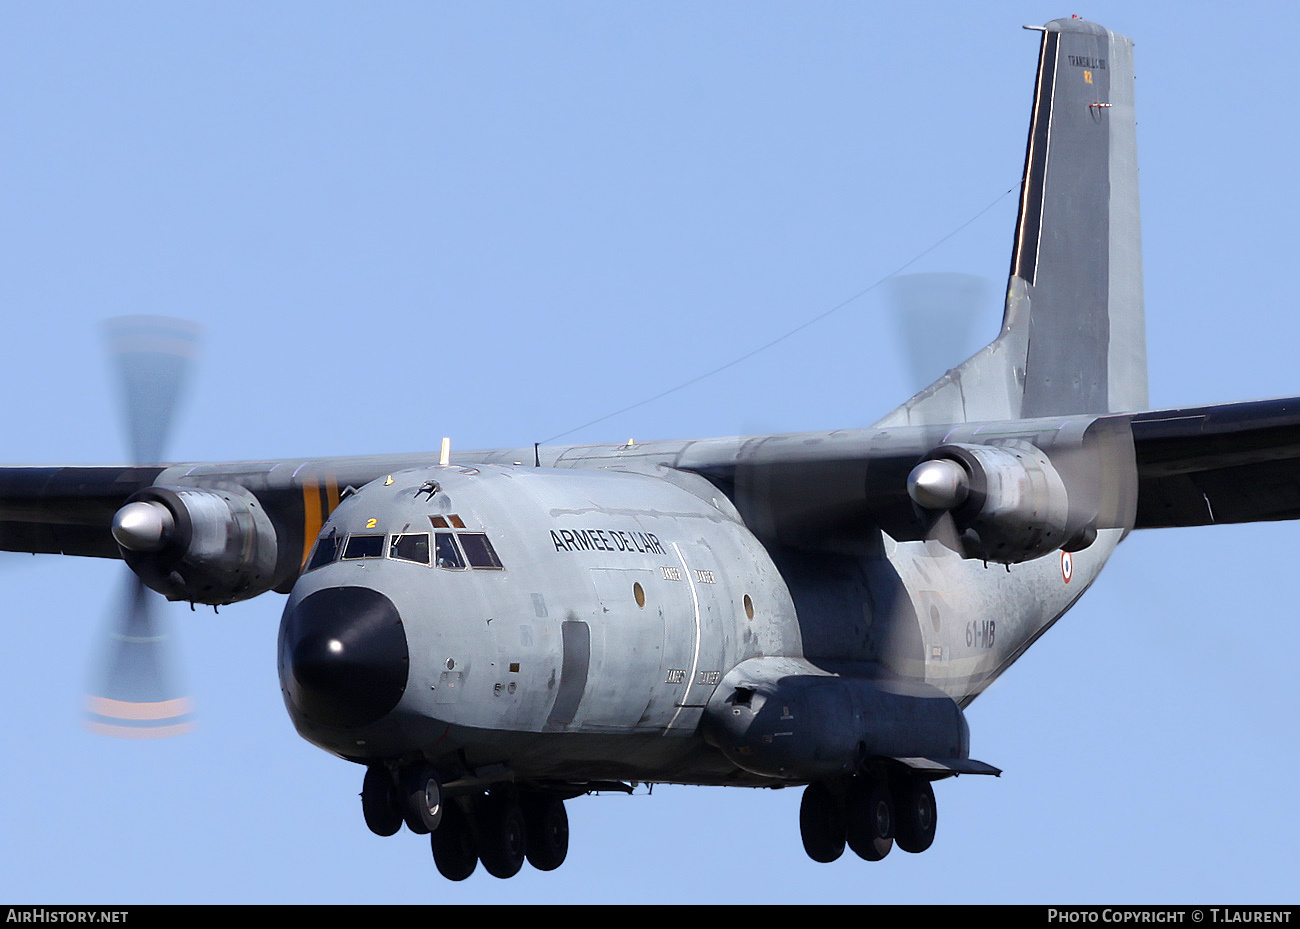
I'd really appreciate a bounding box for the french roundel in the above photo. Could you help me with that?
[1060,550,1073,584]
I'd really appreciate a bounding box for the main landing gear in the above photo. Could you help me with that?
[361,765,570,881]
[799,767,938,864]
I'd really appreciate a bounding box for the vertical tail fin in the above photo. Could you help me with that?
[877,17,1146,427]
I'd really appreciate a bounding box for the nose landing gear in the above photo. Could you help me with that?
[402,765,443,834]
[361,765,403,837]
[360,764,443,836]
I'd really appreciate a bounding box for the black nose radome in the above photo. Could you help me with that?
[279,587,409,728]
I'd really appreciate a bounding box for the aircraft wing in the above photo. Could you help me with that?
[2,395,1299,573]
[672,398,1300,536]
[0,454,450,574]
[1131,397,1300,529]
[0,466,165,558]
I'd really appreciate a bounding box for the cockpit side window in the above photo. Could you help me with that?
[305,530,341,571]
[458,533,504,569]
[433,532,466,569]
[390,533,431,565]
[342,534,386,560]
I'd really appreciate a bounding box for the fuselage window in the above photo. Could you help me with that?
[306,531,341,571]
[390,533,431,565]
[434,532,466,569]
[459,533,504,569]
[343,534,386,560]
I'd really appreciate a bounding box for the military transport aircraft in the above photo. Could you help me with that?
[5,14,1299,891]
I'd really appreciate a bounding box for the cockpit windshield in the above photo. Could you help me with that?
[303,522,505,573]
[389,533,431,565]
[342,534,385,560]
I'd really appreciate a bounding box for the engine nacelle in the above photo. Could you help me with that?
[112,485,280,605]
[909,441,1090,564]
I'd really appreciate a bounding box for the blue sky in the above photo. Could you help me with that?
[1,2,1297,904]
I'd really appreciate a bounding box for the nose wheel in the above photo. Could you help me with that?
[401,765,443,834]
[361,764,444,836]
[361,765,402,837]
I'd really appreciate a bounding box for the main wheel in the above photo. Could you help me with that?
[893,776,937,854]
[361,765,402,837]
[475,793,527,879]
[401,765,443,835]
[846,776,893,861]
[431,800,478,882]
[523,794,569,871]
[799,781,846,863]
